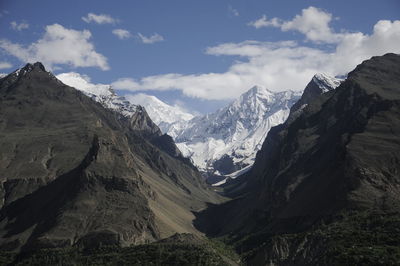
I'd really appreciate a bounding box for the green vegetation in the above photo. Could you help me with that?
[0,236,241,266]
[232,210,400,265]
[323,210,400,265]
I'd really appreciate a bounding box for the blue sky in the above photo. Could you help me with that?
[1,0,399,113]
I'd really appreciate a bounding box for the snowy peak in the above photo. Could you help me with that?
[240,85,274,99]
[173,86,300,175]
[312,73,342,92]
[305,73,342,100]
[126,93,194,136]
[56,72,138,117]
[231,86,275,110]
[288,73,343,123]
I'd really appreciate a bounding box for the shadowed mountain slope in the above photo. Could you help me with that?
[195,53,400,265]
[0,63,223,252]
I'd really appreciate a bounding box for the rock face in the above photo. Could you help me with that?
[195,54,400,264]
[0,63,222,252]
[288,72,342,122]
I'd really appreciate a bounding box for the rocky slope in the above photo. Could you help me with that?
[195,53,400,265]
[0,63,223,253]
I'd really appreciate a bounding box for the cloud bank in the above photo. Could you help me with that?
[248,7,341,43]
[0,24,109,70]
[112,7,400,100]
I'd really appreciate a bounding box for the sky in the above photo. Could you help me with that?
[0,0,399,114]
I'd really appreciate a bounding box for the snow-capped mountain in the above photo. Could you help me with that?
[173,86,301,175]
[56,71,342,181]
[212,73,343,185]
[156,73,341,178]
[289,73,343,123]
[56,72,137,117]
[312,73,342,92]
[126,93,194,137]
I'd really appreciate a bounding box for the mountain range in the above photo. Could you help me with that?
[129,73,341,185]
[0,63,223,253]
[57,71,342,185]
[195,53,400,265]
[0,53,399,265]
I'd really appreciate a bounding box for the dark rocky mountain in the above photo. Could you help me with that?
[0,63,224,254]
[195,53,400,265]
[287,72,341,123]
[218,73,342,188]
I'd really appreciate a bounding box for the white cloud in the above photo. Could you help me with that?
[112,29,131,39]
[56,72,111,95]
[10,21,29,31]
[138,33,164,44]
[205,40,298,57]
[82,13,117,24]
[113,18,400,100]
[249,7,342,43]
[248,15,281,29]
[0,62,12,69]
[0,24,109,70]
[111,78,140,90]
[228,5,239,17]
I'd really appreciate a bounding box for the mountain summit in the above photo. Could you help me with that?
[174,86,300,177]
[0,63,222,252]
[128,75,341,183]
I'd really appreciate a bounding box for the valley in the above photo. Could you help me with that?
[0,2,399,264]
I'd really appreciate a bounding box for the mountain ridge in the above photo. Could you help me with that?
[0,62,223,252]
[194,53,400,265]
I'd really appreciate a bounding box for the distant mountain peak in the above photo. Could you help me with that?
[172,86,300,177]
[241,85,274,98]
[1,62,62,89]
[21,62,46,72]
[126,93,195,136]
[312,72,342,92]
